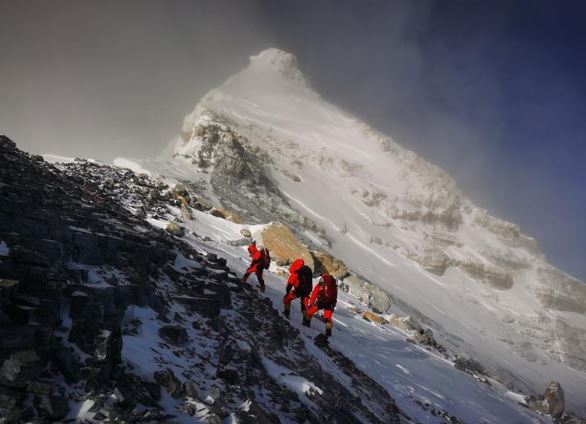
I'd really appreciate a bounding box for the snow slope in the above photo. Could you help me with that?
[151,205,551,424]
[166,48,586,415]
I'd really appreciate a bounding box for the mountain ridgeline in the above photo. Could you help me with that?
[1,47,586,423]
[171,48,586,414]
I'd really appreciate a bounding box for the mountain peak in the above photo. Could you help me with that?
[247,48,309,87]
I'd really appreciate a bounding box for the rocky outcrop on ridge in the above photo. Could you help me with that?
[256,222,314,270]
[0,136,409,423]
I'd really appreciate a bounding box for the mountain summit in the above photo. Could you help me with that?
[172,48,586,414]
[247,48,310,86]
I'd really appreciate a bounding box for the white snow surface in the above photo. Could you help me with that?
[42,153,76,163]
[113,157,153,176]
[137,206,550,423]
[164,48,586,415]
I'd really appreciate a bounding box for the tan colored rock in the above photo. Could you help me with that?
[166,222,185,237]
[543,380,565,418]
[312,250,349,279]
[386,314,422,333]
[258,222,314,270]
[210,207,243,224]
[173,183,189,197]
[240,228,252,238]
[529,380,565,419]
[408,249,452,276]
[457,261,514,290]
[362,311,387,325]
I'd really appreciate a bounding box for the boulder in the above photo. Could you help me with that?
[184,380,198,398]
[454,355,486,375]
[362,311,387,325]
[258,222,314,270]
[413,328,436,346]
[166,222,185,237]
[115,373,161,408]
[173,183,189,198]
[385,314,436,345]
[211,207,243,224]
[154,368,183,398]
[340,274,391,313]
[159,324,189,346]
[203,384,222,406]
[27,382,69,419]
[386,314,422,333]
[94,327,123,370]
[529,380,566,419]
[0,350,43,388]
[312,250,349,279]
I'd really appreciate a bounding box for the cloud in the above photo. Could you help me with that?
[1,0,584,280]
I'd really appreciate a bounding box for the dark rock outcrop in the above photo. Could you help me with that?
[0,136,410,423]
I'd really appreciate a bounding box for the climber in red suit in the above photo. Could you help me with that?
[241,241,266,292]
[305,272,338,337]
[283,260,312,319]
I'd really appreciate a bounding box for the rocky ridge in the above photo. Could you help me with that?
[0,135,410,423]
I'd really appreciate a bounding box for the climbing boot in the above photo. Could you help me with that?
[283,305,290,318]
[325,322,333,337]
[302,313,311,327]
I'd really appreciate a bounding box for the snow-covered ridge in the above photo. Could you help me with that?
[154,48,586,414]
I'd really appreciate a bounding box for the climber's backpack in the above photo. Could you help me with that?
[296,265,313,297]
[262,248,271,268]
[321,274,338,304]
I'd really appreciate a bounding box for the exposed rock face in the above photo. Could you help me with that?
[312,250,349,279]
[340,274,391,313]
[0,350,42,388]
[210,207,243,224]
[454,355,486,375]
[408,249,451,276]
[384,314,437,347]
[543,381,565,418]
[538,267,586,315]
[257,222,314,270]
[527,380,565,419]
[0,136,409,423]
[456,261,514,290]
[159,324,189,346]
[176,121,327,239]
[413,328,436,346]
[177,123,295,225]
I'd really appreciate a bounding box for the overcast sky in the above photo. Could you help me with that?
[1,0,585,281]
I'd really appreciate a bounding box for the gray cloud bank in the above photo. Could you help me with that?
[1,0,585,281]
